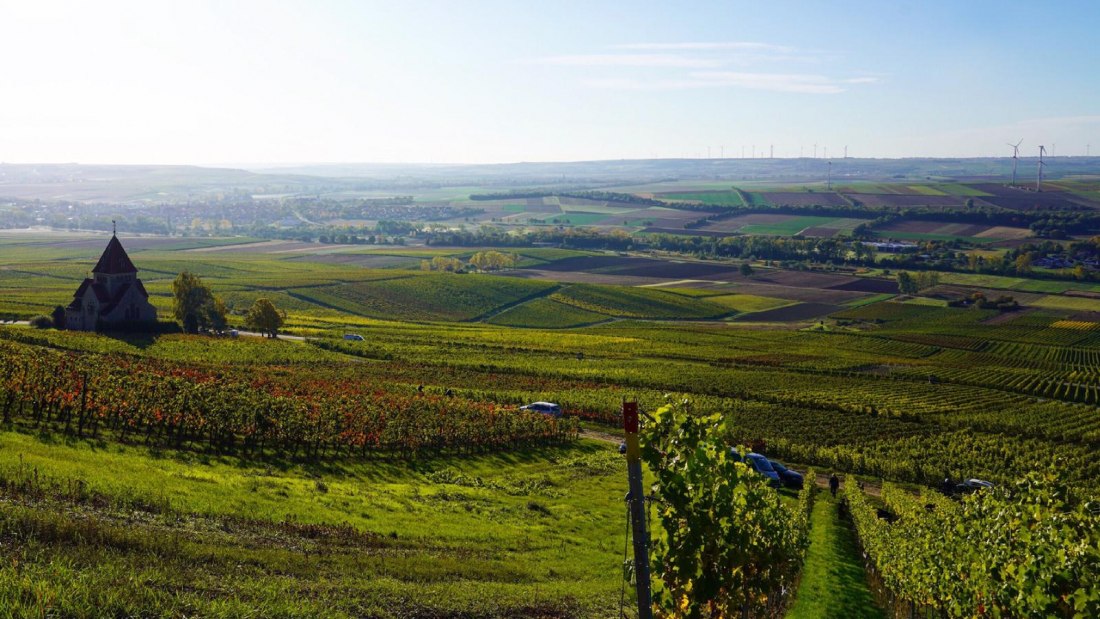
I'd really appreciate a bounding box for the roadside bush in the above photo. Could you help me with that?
[28,315,53,329]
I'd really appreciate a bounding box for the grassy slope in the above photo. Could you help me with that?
[786,490,884,619]
[0,429,628,617]
[486,297,611,328]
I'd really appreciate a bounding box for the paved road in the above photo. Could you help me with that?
[234,329,307,342]
[1,322,308,342]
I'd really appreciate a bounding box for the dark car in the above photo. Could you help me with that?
[743,452,782,488]
[940,477,994,497]
[520,402,562,418]
[769,460,804,489]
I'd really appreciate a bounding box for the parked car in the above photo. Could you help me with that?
[956,478,994,493]
[730,449,781,488]
[343,333,364,341]
[940,477,994,496]
[769,460,804,489]
[746,454,782,488]
[520,401,562,418]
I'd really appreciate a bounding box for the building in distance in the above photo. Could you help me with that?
[64,233,157,331]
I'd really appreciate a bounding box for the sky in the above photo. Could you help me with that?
[1,0,1098,165]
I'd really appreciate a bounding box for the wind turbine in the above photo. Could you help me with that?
[827,161,833,190]
[1007,139,1022,186]
[1036,145,1047,192]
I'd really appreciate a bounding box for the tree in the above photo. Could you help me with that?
[172,271,226,334]
[739,262,754,277]
[245,298,283,338]
[51,305,66,329]
[469,250,517,272]
[1014,253,1033,274]
[896,271,918,295]
[429,256,465,272]
[29,315,53,329]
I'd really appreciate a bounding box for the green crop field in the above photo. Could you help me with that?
[550,283,731,319]
[1030,294,1100,311]
[0,429,626,617]
[937,272,1100,294]
[485,297,610,328]
[706,293,795,313]
[739,216,851,236]
[1,235,1098,616]
[545,212,608,225]
[300,274,557,322]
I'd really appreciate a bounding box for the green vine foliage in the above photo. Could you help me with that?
[847,474,1099,618]
[641,404,809,618]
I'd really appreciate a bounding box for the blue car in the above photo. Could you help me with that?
[769,460,805,489]
[729,448,781,488]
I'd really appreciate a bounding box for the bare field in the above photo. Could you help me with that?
[846,193,972,208]
[693,213,796,233]
[968,184,1098,210]
[733,302,842,322]
[759,191,852,207]
[974,226,1032,240]
[726,282,868,304]
[828,278,899,294]
[749,270,858,289]
[503,269,672,287]
[875,220,1032,241]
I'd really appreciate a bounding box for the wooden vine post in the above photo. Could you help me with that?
[623,400,653,619]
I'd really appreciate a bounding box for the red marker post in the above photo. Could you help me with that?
[622,401,652,619]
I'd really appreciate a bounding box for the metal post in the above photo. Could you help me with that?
[623,401,653,619]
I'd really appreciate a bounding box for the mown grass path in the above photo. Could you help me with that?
[786,489,884,619]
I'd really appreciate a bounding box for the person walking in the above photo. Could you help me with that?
[829,472,840,498]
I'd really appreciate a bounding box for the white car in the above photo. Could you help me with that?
[520,402,562,418]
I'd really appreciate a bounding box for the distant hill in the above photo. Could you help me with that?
[2,158,1099,203]
[248,157,1100,183]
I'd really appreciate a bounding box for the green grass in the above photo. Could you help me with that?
[550,284,730,319]
[706,293,794,313]
[1030,295,1100,311]
[546,212,609,225]
[902,296,949,307]
[299,273,557,322]
[0,429,628,617]
[937,272,1100,294]
[786,490,885,619]
[486,297,611,328]
[928,183,992,197]
[831,301,937,322]
[843,293,896,308]
[516,248,596,262]
[739,216,851,236]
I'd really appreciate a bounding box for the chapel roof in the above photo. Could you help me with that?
[91,234,138,275]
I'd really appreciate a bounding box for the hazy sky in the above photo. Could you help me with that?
[2,0,1098,164]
